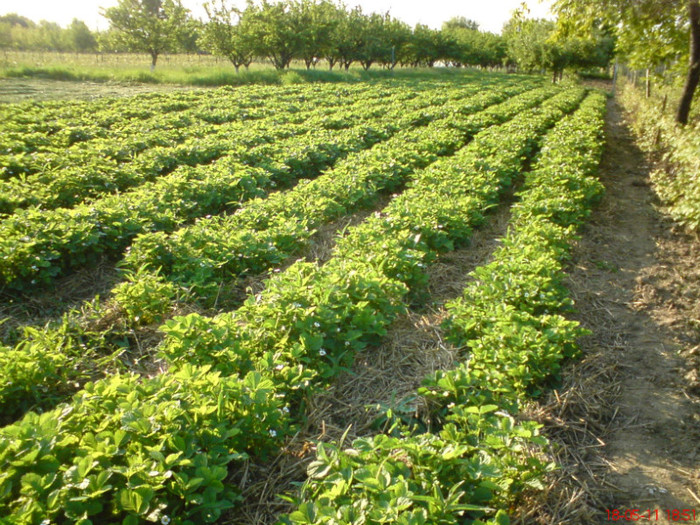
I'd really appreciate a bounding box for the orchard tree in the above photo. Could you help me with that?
[474,31,508,68]
[0,13,34,51]
[295,0,339,69]
[242,0,306,70]
[405,24,452,67]
[503,17,559,75]
[68,19,98,52]
[504,14,612,82]
[178,17,204,54]
[378,15,411,69]
[356,12,389,70]
[553,0,700,124]
[405,25,437,67]
[101,0,189,70]
[442,16,480,32]
[442,22,506,67]
[98,28,131,52]
[201,0,253,71]
[329,6,365,70]
[0,13,33,28]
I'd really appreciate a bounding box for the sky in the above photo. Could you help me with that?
[1,0,554,34]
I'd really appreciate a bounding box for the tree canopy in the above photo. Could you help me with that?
[200,0,253,71]
[502,14,613,82]
[1,0,617,83]
[101,0,190,70]
[553,0,700,123]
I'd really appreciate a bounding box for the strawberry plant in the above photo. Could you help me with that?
[0,77,607,525]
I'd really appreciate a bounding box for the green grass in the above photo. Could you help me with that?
[0,63,481,87]
[0,51,500,88]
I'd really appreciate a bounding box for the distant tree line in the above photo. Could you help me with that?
[196,1,612,76]
[0,14,99,53]
[0,0,614,79]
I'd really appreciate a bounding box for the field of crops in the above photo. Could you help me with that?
[0,73,607,524]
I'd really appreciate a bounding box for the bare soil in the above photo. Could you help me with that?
[521,97,700,524]
[0,77,199,104]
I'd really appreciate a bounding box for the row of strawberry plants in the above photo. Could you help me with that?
[0,82,389,174]
[0,80,536,424]
[0,83,536,417]
[0,124,384,289]
[120,84,554,307]
[283,91,607,525]
[0,85,407,212]
[0,83,379,161]
[0,80,499,289]
[443,91,606,396]
[0,76,491,178]
[0,87,584,525]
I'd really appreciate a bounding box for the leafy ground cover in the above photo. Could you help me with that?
[0,79,552,422]
[0,73,611,525]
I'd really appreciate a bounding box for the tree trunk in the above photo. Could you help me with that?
[150,51,158,72]
[677,0,700,124]
[646,68,651,98]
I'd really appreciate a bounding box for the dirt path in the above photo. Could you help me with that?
[527,97,700,524]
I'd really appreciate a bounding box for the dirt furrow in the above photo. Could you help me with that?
[522,97,700,524]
